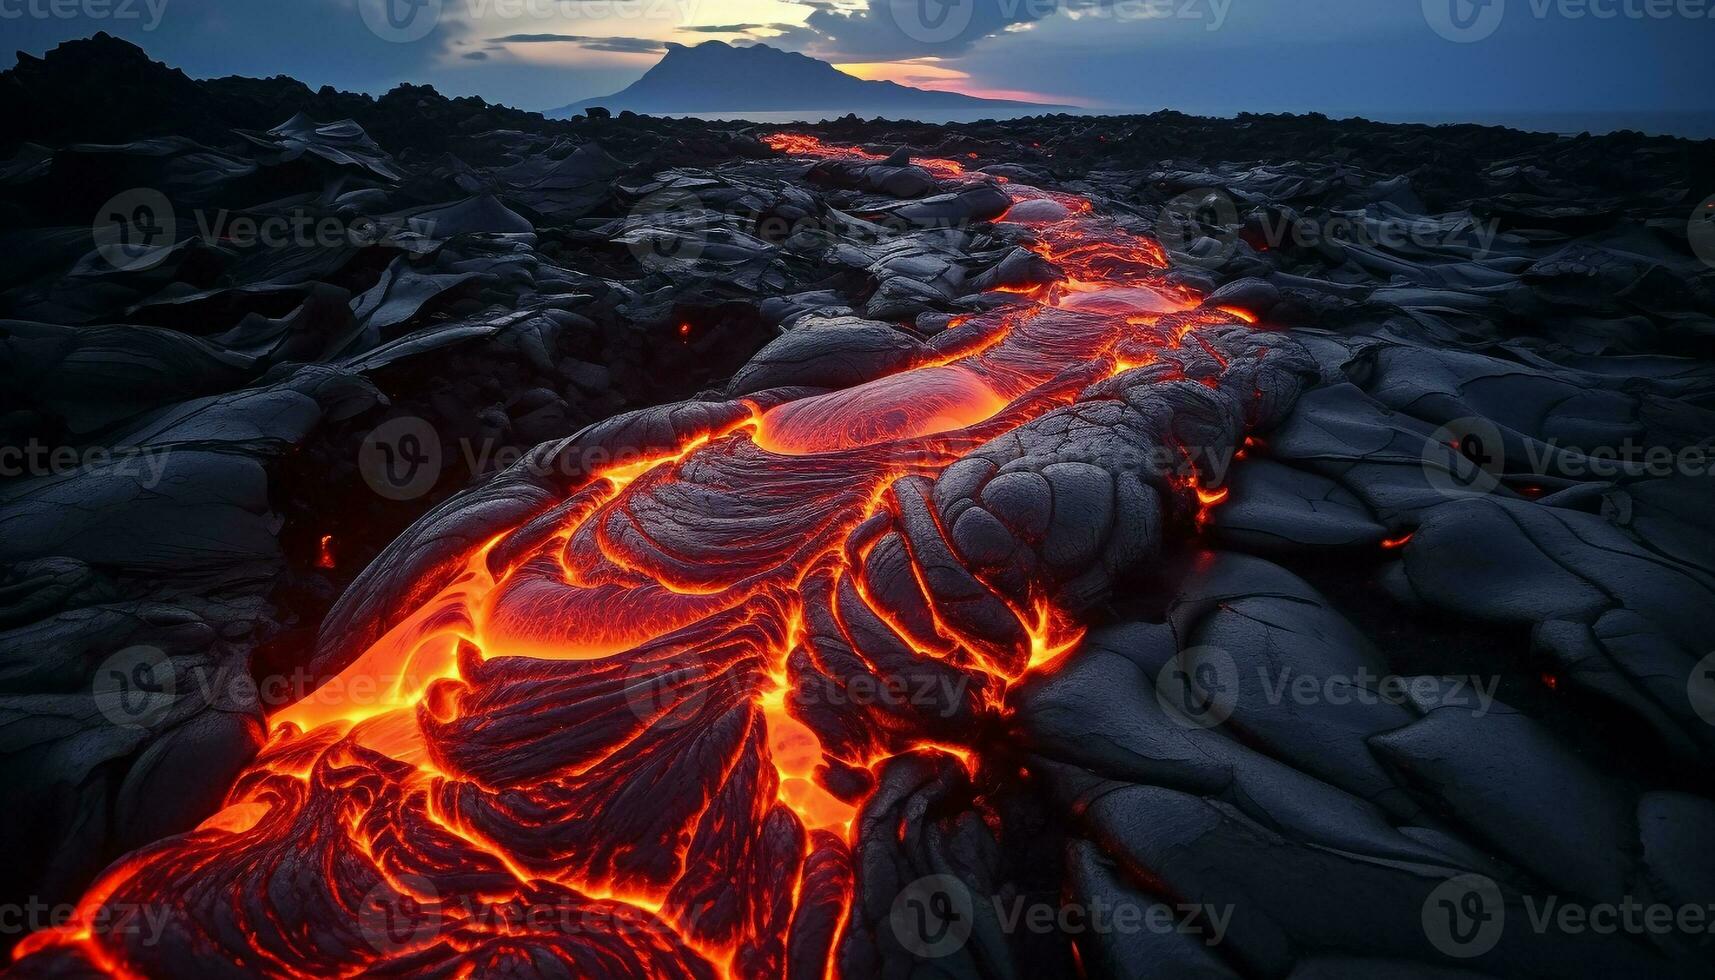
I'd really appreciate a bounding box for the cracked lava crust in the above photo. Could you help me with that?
[11,136,1316,980]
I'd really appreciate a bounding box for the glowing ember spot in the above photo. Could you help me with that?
[1381,533,1415,549]
[1109,352,1159,377]
[992,282,1044,296]
[1024,600,1084,671]
[316,534,336,569]
[1192,485,1230,527]
[1195,486,1230,507]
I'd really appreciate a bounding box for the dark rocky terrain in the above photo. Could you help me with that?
[3,32,1714,979]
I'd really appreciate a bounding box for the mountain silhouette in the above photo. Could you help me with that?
[548,41,1063,117]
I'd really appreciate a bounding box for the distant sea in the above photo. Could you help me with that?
[671,107,1097,126]
[1368,110,1715,140]
[665,107,1715,140]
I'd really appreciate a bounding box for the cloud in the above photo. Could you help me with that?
[776,0,1066,60]
[462,50,491,60]
[581,37,668,54]
[775,0,1214,61]
[488,33,666,54]
[680,23,769,33]
[677,22,800,42]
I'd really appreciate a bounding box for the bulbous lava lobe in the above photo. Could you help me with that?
[10,136,1315,980]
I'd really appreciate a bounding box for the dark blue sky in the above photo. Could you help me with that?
[2,0,1709,131]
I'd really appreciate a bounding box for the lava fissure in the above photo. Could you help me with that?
[13,135,1315,979]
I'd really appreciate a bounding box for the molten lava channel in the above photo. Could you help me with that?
[14,134,1269,980]
[752,365,1007,456]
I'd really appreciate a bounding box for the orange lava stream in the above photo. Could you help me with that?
[17,134,1255,980]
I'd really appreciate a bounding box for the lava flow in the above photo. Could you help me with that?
[13,136,1299,979]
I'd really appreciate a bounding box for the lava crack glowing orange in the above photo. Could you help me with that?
[15,135,1262,980]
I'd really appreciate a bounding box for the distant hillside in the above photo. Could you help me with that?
[0,33,570,155]
[548,41,1062,117]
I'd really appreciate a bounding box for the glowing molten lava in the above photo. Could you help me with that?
[15,135,1270,980]
[754,365,1007,455]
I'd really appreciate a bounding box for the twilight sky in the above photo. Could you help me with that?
[2,0,1709,124]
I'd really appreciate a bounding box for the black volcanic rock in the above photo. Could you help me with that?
[4,33,1715,980]
[548,41,1059,117]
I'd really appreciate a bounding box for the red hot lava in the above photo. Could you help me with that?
[14,135,1273,980]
